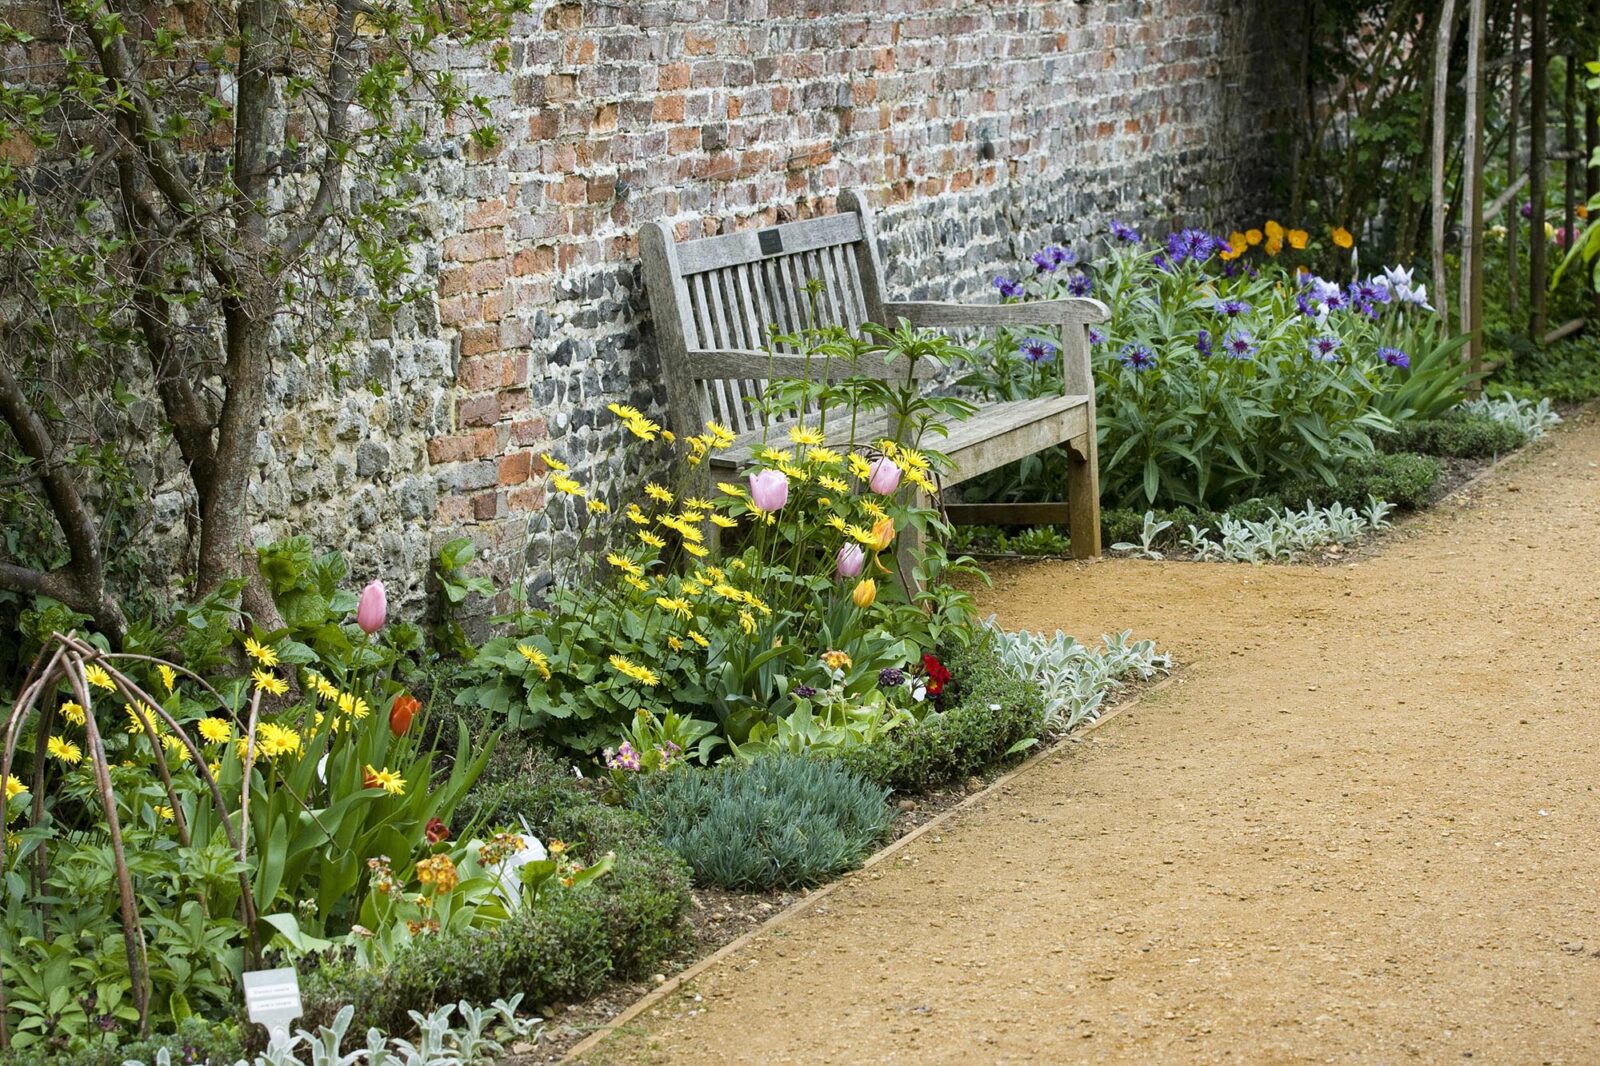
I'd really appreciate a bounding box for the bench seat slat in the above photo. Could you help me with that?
[707,394,1090,488]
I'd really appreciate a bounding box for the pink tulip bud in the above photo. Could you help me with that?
[356,580,387,634]
[868,457,902,496]
[748,469,789,512]
[836,543,865,579]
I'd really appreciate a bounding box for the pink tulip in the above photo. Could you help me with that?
[836,543,865,579]
[748,469,789,512]
[356,580,387,634]
[868,457,902,496]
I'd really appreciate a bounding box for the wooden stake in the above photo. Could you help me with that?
[1528,0,1548,339]
[1461,0,1487,376]
[1508,0,1522,314]
[1433,0,1460,330]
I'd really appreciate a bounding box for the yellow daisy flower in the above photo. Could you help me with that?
[710,514,738,529]
[683,542,710,558]
[607,655,661,687]
[738,610,757,635]
[655,596,694,619]
[638,531,667,549]
[626,503,650,525]
[83,664,115,692]
[158,665,177,693]
[667,636,684,652]
[552,474,586,497]
[156,805,175,822]
[363,764,407,795]
[623,574,651,592]
[252,669,288,697]
[624,415,662,441]
[826,514,848,532]
[244,637,279,667]
[807,447,843,466]
[47,736,81,765]
[607,402,644,421]
[645,482,674,504]
[847,453,873,481]
[716,482,746,498]
[683,497,715,511]
[819,475,850,494]
[688,630,710,649]
[59,701,86,727]
[758,447,793,464]
[4,774,25,801]
[197,717,232,744]
[587,498,610,514]
[788,425,825,446]
[606,553,644,577]
[517,643,552,680]
[540,454,569,472]
[161,733,192,763]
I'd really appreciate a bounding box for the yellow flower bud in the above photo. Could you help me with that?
[852,579,877,609]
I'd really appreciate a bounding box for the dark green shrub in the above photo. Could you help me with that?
[839,635,1046,794]
[1377,413,1527,458]
[628,755,891,891]
[1277,451,1442,511]
[0,1018,245,1066]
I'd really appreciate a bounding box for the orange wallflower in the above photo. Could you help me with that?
[1287,228,1308,249]
[1245,228,1263,246]
[1331,226,1355,249]
[1220,231,1248,260]
[1264,220,1284,240]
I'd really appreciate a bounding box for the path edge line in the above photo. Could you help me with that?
[559,670,1182,1063]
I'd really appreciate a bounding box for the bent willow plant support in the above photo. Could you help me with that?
[0,631,259,1046]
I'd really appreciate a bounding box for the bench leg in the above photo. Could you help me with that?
[894,490,928,596]
[1067,433,1101,559]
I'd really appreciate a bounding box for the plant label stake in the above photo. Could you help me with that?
[243,967,302,1047]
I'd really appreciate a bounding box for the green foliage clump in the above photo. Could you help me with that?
[838,636,1046,794]
[0,1018,245,1066]
[1377,412,1528,459]
[627,755,891,891]
[1488,332,1600,404]
[1277,452,1442,511]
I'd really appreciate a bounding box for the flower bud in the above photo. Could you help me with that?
[748,469,790,512]
[868,457,902,495]
[356,580,387,634]
[390,693,420,737]
[852,578,877,608]
[836,543,866,579]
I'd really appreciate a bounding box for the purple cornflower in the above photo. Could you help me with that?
[1088,327,1106,345]
[1108,219,1140,242]
[793,683,817,699]
[878,667,906,688]
[1018,336,1058,363]
[1031,245,1075,272]
[1067,273,1093,297]
[1152,252,1173,273]
[1165,228,1218,265]
[1119,343,1156,371]
[1378,346,1410,369]
[1295,293,1316,317]
[993,275,1024,299]
[1520,200,1534,219]
[605,742,642,773]
[1307,335,1342,362]
[1222,328,1257,359]
[1214,298,1251,317]
[1196,329,1213,357]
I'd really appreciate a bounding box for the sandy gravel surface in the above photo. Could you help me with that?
[582,407,1600,1064]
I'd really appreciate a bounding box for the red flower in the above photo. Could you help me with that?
[389,693,420,737]
[425,817,450,845]
[922,653,951,696]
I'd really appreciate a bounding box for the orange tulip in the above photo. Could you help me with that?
[390,693,420,737]
[868,516,895,552]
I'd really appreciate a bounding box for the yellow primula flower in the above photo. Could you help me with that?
[655,596,694,619]
[198,717,232,744]
[683,542,710,558]
[645,482,674,504]
[688,630,710,649]
[552,474,586,497]
[638,531,667,550]
[607,655,660,687]
[46,736,81,765]
[710,514,738,529]
[59,701,86,727]
[606,553,644,577]
[819,475,850,494]
[517,643,553,680]
[244,637,279,667]
[788,425,825,447]
[83,664,115,692]
[158,665,177,693]
[540,454,569,472]
[820,649,853,672]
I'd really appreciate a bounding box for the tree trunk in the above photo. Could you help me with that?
[1528,0,1548,339]
[1508,0,1522,314]
[1564,51,1577,258]
[1462,0,1487,375]
[1434,0,1460,330]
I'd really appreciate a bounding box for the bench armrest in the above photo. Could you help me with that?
[687,348,940,381]
[882,297,1111,328]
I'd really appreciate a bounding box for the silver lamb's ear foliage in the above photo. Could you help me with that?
[1180,497,1395,563]
[985,618,1171,731]
[1111,510,1173,560]
[1459,393,1562,440]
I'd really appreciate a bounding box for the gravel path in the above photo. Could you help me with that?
[582,408,1600,1064]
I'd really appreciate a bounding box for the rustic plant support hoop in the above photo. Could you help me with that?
[0,631,260,1047]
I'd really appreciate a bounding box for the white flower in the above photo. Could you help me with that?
[1381,264,1415,291]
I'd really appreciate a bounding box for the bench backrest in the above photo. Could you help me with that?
[640,190,892,437]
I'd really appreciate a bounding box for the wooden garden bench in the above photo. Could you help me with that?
[639,190,1108,568]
